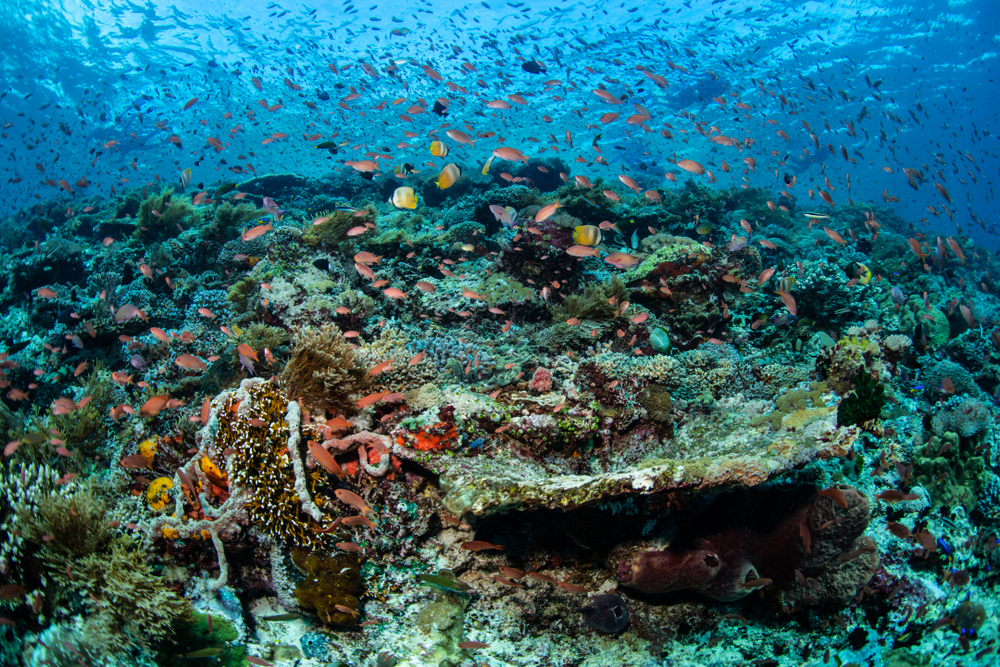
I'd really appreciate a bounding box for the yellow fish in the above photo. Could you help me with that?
[389,186,418,209]
[847,262,872,285]
[436,163,462,189]
[429,140,449,158]
[573,225,603,247]
[481,155,496,175]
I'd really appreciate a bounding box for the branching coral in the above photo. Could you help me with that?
[1,462,78,583]
[528,367,553,393]
[913,427,988,512]
[302,208,372,247]
[281,324,372,413]
[898,295,950,349]
[212,201,265,240]
[550,276,628,323]
[231,322,291,358]
[49,365,114,452]
[356,326,437,394]
[3,366,113,466]
[227,274,261,312]
[930,396,990,439]
[815,321,900,394]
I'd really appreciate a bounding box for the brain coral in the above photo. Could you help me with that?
[898,296,950,348]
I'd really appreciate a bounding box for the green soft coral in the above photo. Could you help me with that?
[621,237,707,283]
[133,188,202,242]
[478,272,535,307]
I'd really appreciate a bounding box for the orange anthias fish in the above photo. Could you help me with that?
[777,290,797,316]
[566,245,599,258]
[946,237,967,264]
[139,395,171,417]
[241,222,273,242]
[308,441,347,479]
[356,391,390,409]
[335,489,373,515]
[604,252,640,268]
[822,227,846,247]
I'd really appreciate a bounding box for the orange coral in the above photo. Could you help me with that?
[200,456,228,489]
[396,422,457,451]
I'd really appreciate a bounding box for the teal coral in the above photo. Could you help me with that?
[912,431,985,512]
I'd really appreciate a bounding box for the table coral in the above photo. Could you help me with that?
[439,410,860,518]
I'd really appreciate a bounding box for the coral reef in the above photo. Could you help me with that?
[1,30,999,665]
[837,370,886,427]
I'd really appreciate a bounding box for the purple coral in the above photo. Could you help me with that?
[528,366,553,393]
[614,485,877,605]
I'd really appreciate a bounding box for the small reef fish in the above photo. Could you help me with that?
[261,196,284,221]
[566,245,599,258]
[460,541,505,551]
[260,613,300,622]
[604,252,640,268]
[429,140,449,157]
[534,200,562,222]
[241,222,272,242]
[436,163,461,189]
[573,225,603,247]
[417,574,471,593]
[389,186,418,209]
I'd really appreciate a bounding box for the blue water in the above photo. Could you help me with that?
[0,0,996,247]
